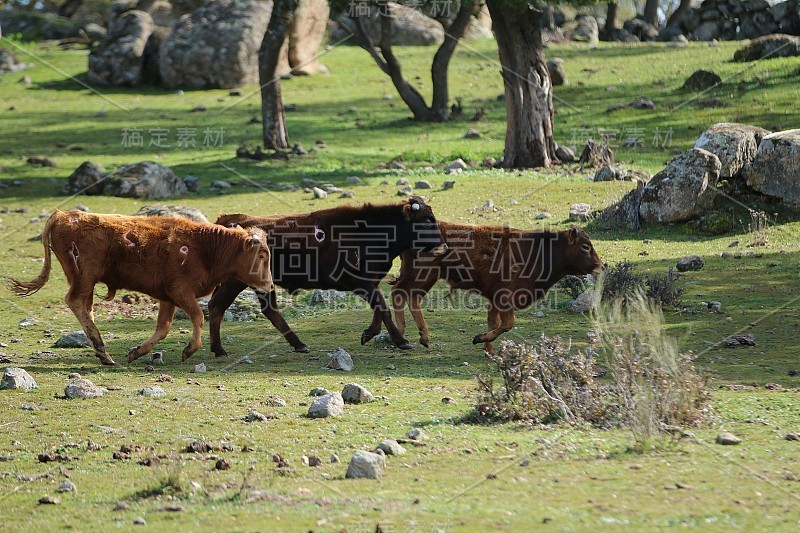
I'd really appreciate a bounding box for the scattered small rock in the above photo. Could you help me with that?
[406,428,428,441]
[444,158,468,173]
[376,439,406,456]
[308,455,322,467]
[535,212,552,220]
[676,255,704,272]
[415,180,432,189]
[193,363,206,373]
[64,378,104,399]
[326,347,354,371]
[215,458,231,470]
[307,392,345,418]
[139,386,166,398]
[716,432,741,445]
[720,334,755,348]
[442,180,456,190]
[397,184,413,196]
[346,176,362,185]
[38,496,60,505]
[569,290,596,314]
[312,187,327,199]
[341,383,374,404]
[133,517,146,525]
[20,403,38,411]
[57,480,77,493]
[1,367,37,391]
[464,128,481,139]
[785,432,800,441]
[54,331,90,348]
[264,397,287,407]
[309,387,330,397]
[568,203,591,222]
[19,317,38,328]
[243,411,270,423]
[345,450,385,480]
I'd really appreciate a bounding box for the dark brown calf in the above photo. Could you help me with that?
[390,222,603,353]
[208,197,446,355]
[9,210,273,365]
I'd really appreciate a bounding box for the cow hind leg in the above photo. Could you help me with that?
[175,298,204,361]
[409,292,430,348]
[390,286,408,337]
[65,286,115,366]
[208,279,247,357]
[483,305,501,355]
[257,289,309,353]
[473,309,515,354]
[128,301,176,363]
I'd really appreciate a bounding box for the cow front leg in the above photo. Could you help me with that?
[208,279,247,357]
[128,301,176,362]
[473,309,515,353]
[66,287,115,366]
[391,285,408,337]
[359,286,412,350]
[256,289,309,353]
[177,298,204,361]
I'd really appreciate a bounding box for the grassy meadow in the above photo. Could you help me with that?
[1,36,800,530]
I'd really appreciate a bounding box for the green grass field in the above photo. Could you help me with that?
[1,37,800,531]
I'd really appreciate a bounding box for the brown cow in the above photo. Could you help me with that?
[8,210,273,366]
[390,222,603,353]
[208,197,446,355]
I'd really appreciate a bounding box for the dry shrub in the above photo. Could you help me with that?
[601,261,683,308]
[474,335,615,426]
[473,290,710,448]
[591,289,711,447]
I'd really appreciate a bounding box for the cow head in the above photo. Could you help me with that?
[403,197,447,255]
[563,227,603,275]
[237,228,274,292]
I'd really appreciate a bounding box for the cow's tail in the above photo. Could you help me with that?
[8,212,57,296]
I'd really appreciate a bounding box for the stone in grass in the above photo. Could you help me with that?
[193,363,206,373]
[139,386,166,398]
[569,203,591,222]
[785,432,800,441]
[715,432,741,445]
[442,180,456,190]
[444,158,469,173]
[57,481,77,493]
[307,392,344,418]
[38,496,60,505]
[415,180,432,189]
[676,255,704,272]
[65,379,105,399]
[54,331,90,348]
[326,347,354,371]
[376,439,406,456]
[309,387,330,397]
[1,367,38,391]
[341,383,374,404]
[345,450,385,480]
[406,428,428,441]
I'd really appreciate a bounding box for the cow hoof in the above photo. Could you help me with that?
[211,347,227,357]
[420,338,429,348]
[396,342,413,350]
[127,347,142,363]
[181,348,194,362]
[360,331,376,345]
[98,354,116,366]
[472,334,483,344]
[294,346,310,354]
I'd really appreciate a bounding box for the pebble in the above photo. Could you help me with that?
[716,432,741,445]
[785,432,799,441]
[309,387,329,397]
[57,480,77,493]
[38,496,60,505]
[330,453,340,463]
[407,428,428,441]
[376,439,406,456]
[341,382,374,404]
[133,517,146,525]
[307,393,344,418]
[193,363,206,373]
[139,386,166,398]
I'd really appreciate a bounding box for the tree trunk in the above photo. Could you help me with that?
[430,0,475,121]
[58,0,85,18]
[259,0,297,150]
[666,0,692,27]
[487,0,557,169]
[605,2,618,34]
[643,0,659,27]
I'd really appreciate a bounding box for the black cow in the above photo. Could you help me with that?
[208,196,446,354]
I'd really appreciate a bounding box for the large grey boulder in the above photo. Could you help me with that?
[345,450,385,479]
[743,129,800,205]
[573,15,599,44]
[341,383,373,404]
[62,162,107,196]
[546,58,567,86]
[159,0,276,89]
[307,392,345,418]
[0,10,83,40]
[694,123,770,179]
[105,162,187,199]
[734,34,800,62]
[287,0,329,75]
[639,149,721,224]
[88,10,155,87]
[133,204,209,223]
[1,368,38,391]
[336,2,445,46]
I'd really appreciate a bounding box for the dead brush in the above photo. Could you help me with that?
[745,209,772,247]
[591,287,711,449]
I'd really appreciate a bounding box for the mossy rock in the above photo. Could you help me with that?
[686,211,735,235]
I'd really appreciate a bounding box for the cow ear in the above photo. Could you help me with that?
[402,202,412,221]
[568,227,579,244]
